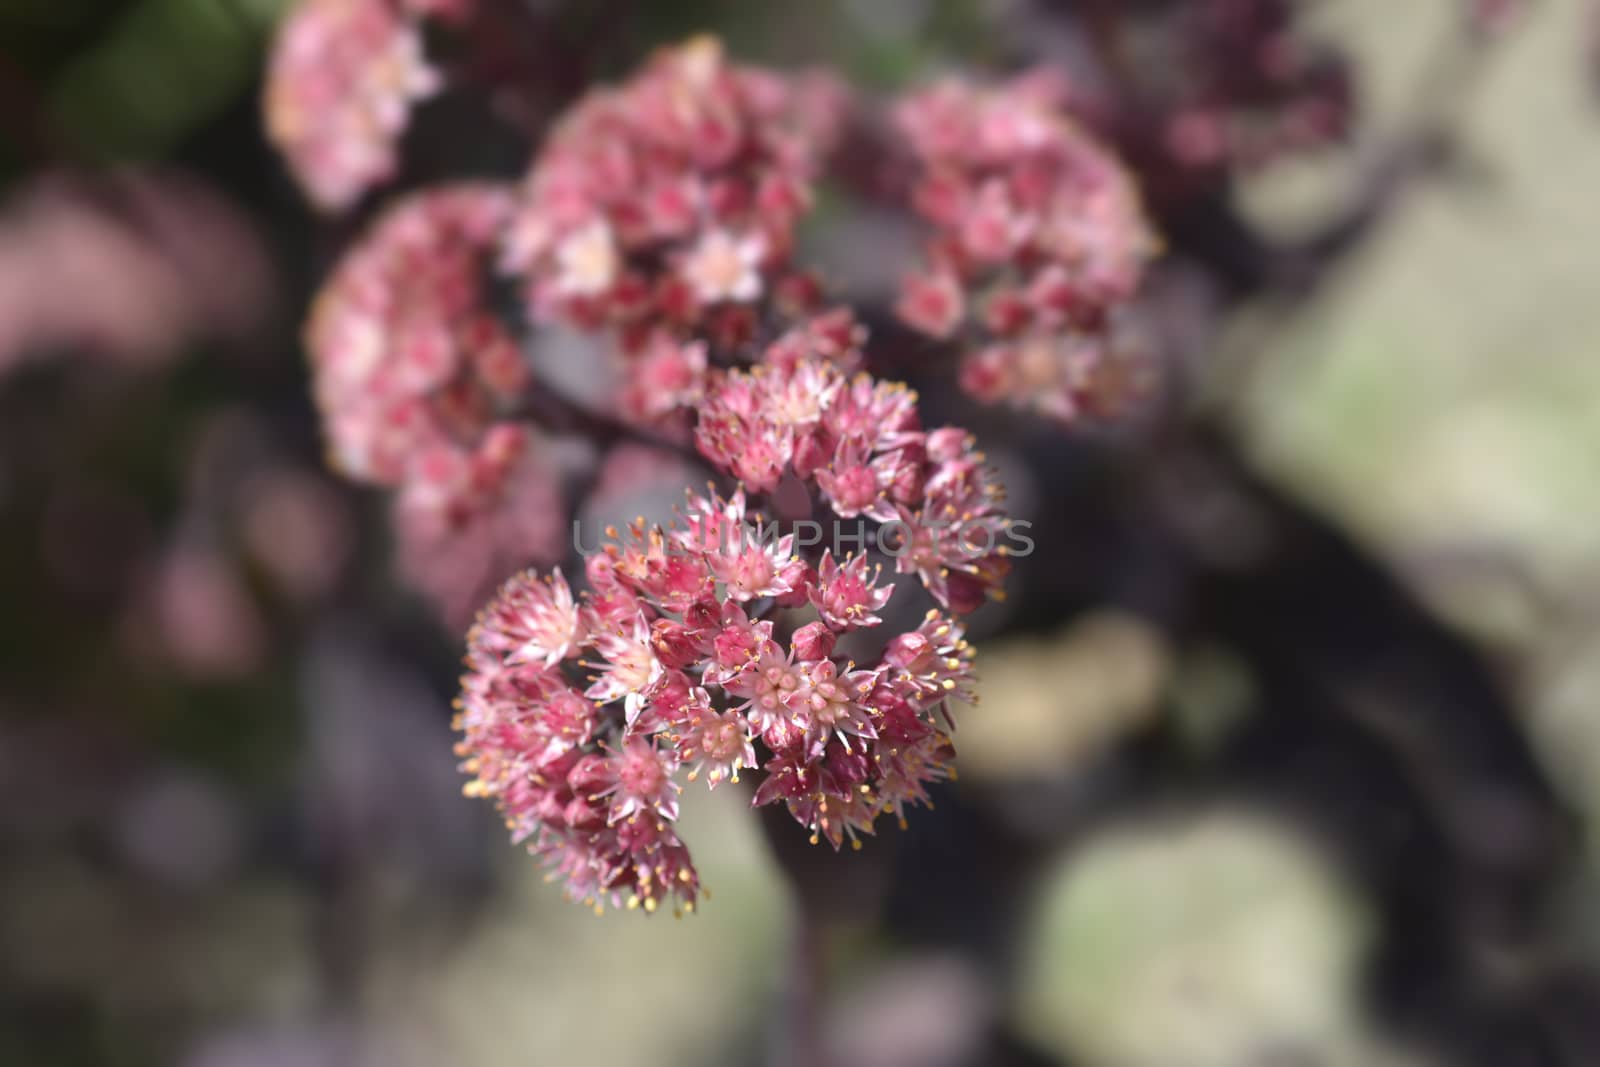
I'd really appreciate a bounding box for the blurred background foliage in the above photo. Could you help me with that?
[0,0,284,164]
[2,1,1599,1066]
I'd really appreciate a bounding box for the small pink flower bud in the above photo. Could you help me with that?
[791,621,836,662]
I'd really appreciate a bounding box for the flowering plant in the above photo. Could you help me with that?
[268,9,1155,914]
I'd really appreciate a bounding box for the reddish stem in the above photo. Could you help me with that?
[516,379,709,472]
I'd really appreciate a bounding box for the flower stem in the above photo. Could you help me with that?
[775,904,828,1067]
[514,378,710,472]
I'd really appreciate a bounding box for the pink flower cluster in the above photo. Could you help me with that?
[308,184,524,497]
[503,36,847,403]
[276,32,1060,913]
[455,487,976,914]
[307,184,563,609]
[292,35,852,614]
[696,329,1012,614]
[265,0,469,212]
[892,75,1156,422]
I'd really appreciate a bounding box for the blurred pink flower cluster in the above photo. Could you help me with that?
[455,486,976,912]
[0,164,349,691]
[0,171,270,376]
[307,184,527,504]
[306,184,564,621]
[893,75,1156,421]
[503,35,847,372]
[265,0,472,212]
